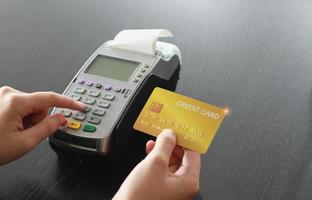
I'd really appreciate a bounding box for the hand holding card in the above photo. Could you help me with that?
[133,87,228,154]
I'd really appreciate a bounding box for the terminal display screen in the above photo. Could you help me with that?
[86,55,139,81]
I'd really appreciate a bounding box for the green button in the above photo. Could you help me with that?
[83,124,96,132]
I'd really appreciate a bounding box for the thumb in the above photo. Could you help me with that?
[21,113,66,145]
[149,129,176,166]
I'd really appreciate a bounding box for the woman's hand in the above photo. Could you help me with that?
[113,129,201,200]
[0,86,85,165]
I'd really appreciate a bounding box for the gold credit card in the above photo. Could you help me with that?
[133,87,228,154]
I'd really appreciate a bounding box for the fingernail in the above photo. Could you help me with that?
[60,119,67,126]
[77,102,86,109]
[51,113,66,125]
[163,129,176,140]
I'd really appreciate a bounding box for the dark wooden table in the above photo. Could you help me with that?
[1,0,312,199]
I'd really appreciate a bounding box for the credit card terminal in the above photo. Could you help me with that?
[49,35,181,157]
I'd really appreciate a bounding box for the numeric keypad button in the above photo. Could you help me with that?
[103,93,115,101]
[98,100,110,108]
[92,108,105,116]
[88,90,100,97]
[73,112,86,121]
[73,87,86,94]
[88,116,101,125]
[82,97,96,105]
[71,94,81,101]
[60,110,72,117]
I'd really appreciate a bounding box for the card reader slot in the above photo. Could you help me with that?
[54,131,97,149]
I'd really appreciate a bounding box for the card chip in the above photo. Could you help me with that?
[149,102,164,113]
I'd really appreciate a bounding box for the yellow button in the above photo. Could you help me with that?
[67,120,81,130]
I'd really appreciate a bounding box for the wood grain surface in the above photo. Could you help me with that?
[1,0,312,199]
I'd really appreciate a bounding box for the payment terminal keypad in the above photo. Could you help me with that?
[52,55,151,141]
[56,81,121,134]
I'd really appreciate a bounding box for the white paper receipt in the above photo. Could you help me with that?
[109,29,173,55]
